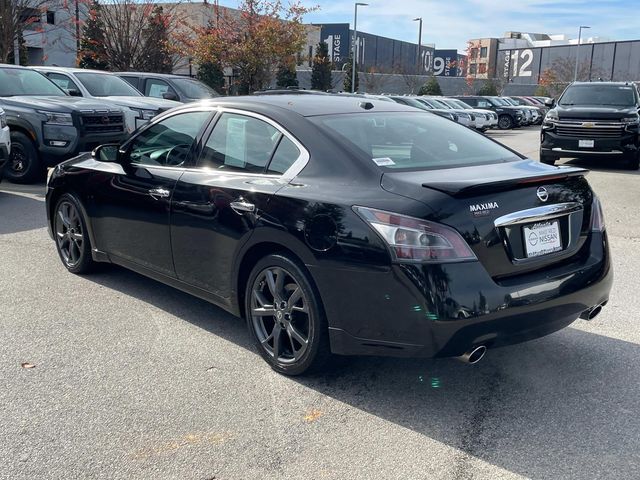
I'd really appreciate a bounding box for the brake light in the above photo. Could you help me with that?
[591,195,605,232]
[354,206,477,263]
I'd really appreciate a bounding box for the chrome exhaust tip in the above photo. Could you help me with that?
[457,345,487,364]
[580,303,604,321]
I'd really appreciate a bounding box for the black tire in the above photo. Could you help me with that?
[5,131,42,184]
[540,152,557,166]
[53,193,96,274]
[245,253,332,376]
[625,153,640,170]
[498,115,514,130]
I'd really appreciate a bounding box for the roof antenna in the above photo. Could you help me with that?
[359,101,374,110]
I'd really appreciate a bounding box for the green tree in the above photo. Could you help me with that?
[276,61,298,88]
[78,0,108,70]
[418,76,442,96]
[343,56,359,92]
[197,61,225,94]
[139,6,172,73]
[476,79,499,96]
[310,41,332,91]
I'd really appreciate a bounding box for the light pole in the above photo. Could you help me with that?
[574,25,591,82]
[413,17,423,74]
[351,2,368,93]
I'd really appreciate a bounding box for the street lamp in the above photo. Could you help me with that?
[574,25,591,81]
[413,17,423,74]
[351,2,368,93]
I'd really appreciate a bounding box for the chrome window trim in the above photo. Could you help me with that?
[129,105,309,182]
[494,202,583,228]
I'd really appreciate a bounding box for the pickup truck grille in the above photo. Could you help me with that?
[555,120,624,138]
[80,113,125,134]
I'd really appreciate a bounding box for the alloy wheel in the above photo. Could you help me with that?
[9,144,28,177]
[250,266,311,364]
[55,201,85,267]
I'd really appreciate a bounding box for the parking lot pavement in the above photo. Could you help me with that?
[1,133,639,479]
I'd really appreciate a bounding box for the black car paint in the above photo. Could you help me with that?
[46,96,612,359]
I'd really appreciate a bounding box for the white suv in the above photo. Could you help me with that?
[0,107,10,181]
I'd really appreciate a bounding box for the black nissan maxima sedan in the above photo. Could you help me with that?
[45,95,612,375]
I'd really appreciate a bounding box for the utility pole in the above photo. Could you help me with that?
[574,25,590,82]
[414,17,423,74]
[351,3,368,93]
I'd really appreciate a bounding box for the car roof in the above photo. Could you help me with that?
[116,72,191,80]
[193,94,416,117]
[31,66,118,75]
[0,63,32,70]
[571,81,633,86]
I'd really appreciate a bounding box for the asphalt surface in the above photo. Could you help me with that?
[1,127,639,479]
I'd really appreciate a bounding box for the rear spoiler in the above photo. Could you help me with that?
[422,166,589,198]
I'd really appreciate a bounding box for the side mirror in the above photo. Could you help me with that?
[92,144,120,162]
[162,91,179,101]
[67,88,82,97]
[545,98,555,107]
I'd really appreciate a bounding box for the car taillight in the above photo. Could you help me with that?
[354,206,477,263]
[591,195,605,232]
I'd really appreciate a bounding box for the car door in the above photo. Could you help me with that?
[171,110,307,300]
[89,109,213,277]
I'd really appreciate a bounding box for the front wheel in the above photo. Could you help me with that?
[245,254,332,376]
[540,152,557,166]
[5,131,41,184]
[498,115,514,130]
[54,194,96,274]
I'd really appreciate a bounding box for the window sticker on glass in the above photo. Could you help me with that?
[373,157,396,166]
[148,83,169,97]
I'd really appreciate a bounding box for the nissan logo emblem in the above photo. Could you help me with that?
[537,186,549,202]
[101,116,110,124]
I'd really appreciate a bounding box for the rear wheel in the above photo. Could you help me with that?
[54,194,95,274]
[5,131,41,184]
[245,254,332,376]
[540,152,557,166]
[498,115,513,130]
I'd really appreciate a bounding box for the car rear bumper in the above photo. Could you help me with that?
[310,231,612,358]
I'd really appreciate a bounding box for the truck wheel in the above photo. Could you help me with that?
[540,152,557,166]
[626,153,640,170]
[498,115,513,130]
[5,131,41,184]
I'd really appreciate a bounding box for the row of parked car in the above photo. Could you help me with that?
[0,64,218,183]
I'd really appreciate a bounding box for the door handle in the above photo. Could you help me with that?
[230,200,256,214]
[149,187,170,200]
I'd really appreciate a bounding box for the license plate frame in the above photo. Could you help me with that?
[523,220,563,258]
[579,139,594,148]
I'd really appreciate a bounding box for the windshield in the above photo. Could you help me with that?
[503,98,518,105]
[559,85,636,106]
[416,98,441,109]
[490,97,510,106]
[75,73,142,97]
[448,99,472,110]
[428,98,452,109]
[311,112,519,171]
[0,68,66,97]
[172,78,217,99]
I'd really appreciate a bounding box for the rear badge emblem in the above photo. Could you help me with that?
[469,202,499,217]
[537,187,549,202]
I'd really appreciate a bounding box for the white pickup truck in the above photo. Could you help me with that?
[0,107,10,181]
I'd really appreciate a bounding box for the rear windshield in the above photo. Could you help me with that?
[0,68,66,96]
[75,73,142,97]
[172,78,217,99]
[560,85,636,106]
[311,112,519,171]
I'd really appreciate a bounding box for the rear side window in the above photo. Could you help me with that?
[199,113,280,173]
[312,112,519,171]
[268,136,300,174]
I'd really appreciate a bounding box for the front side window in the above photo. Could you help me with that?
[128,111,211,167]
[199,113,280,173]
[47,73,81,93]
[145,79,177,99]
[0,68,66,96]
[75,73,141,97]
[312,112,519,171]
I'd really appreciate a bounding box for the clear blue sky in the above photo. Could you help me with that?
[216,0,639,52]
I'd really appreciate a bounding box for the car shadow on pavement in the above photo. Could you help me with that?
[86,264,639,480]
[0,190,47,235]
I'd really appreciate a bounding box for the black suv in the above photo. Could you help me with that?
[453,96,524,129]
[541,82,640,169]
[0,65,128,183]
[117,72,218,103]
